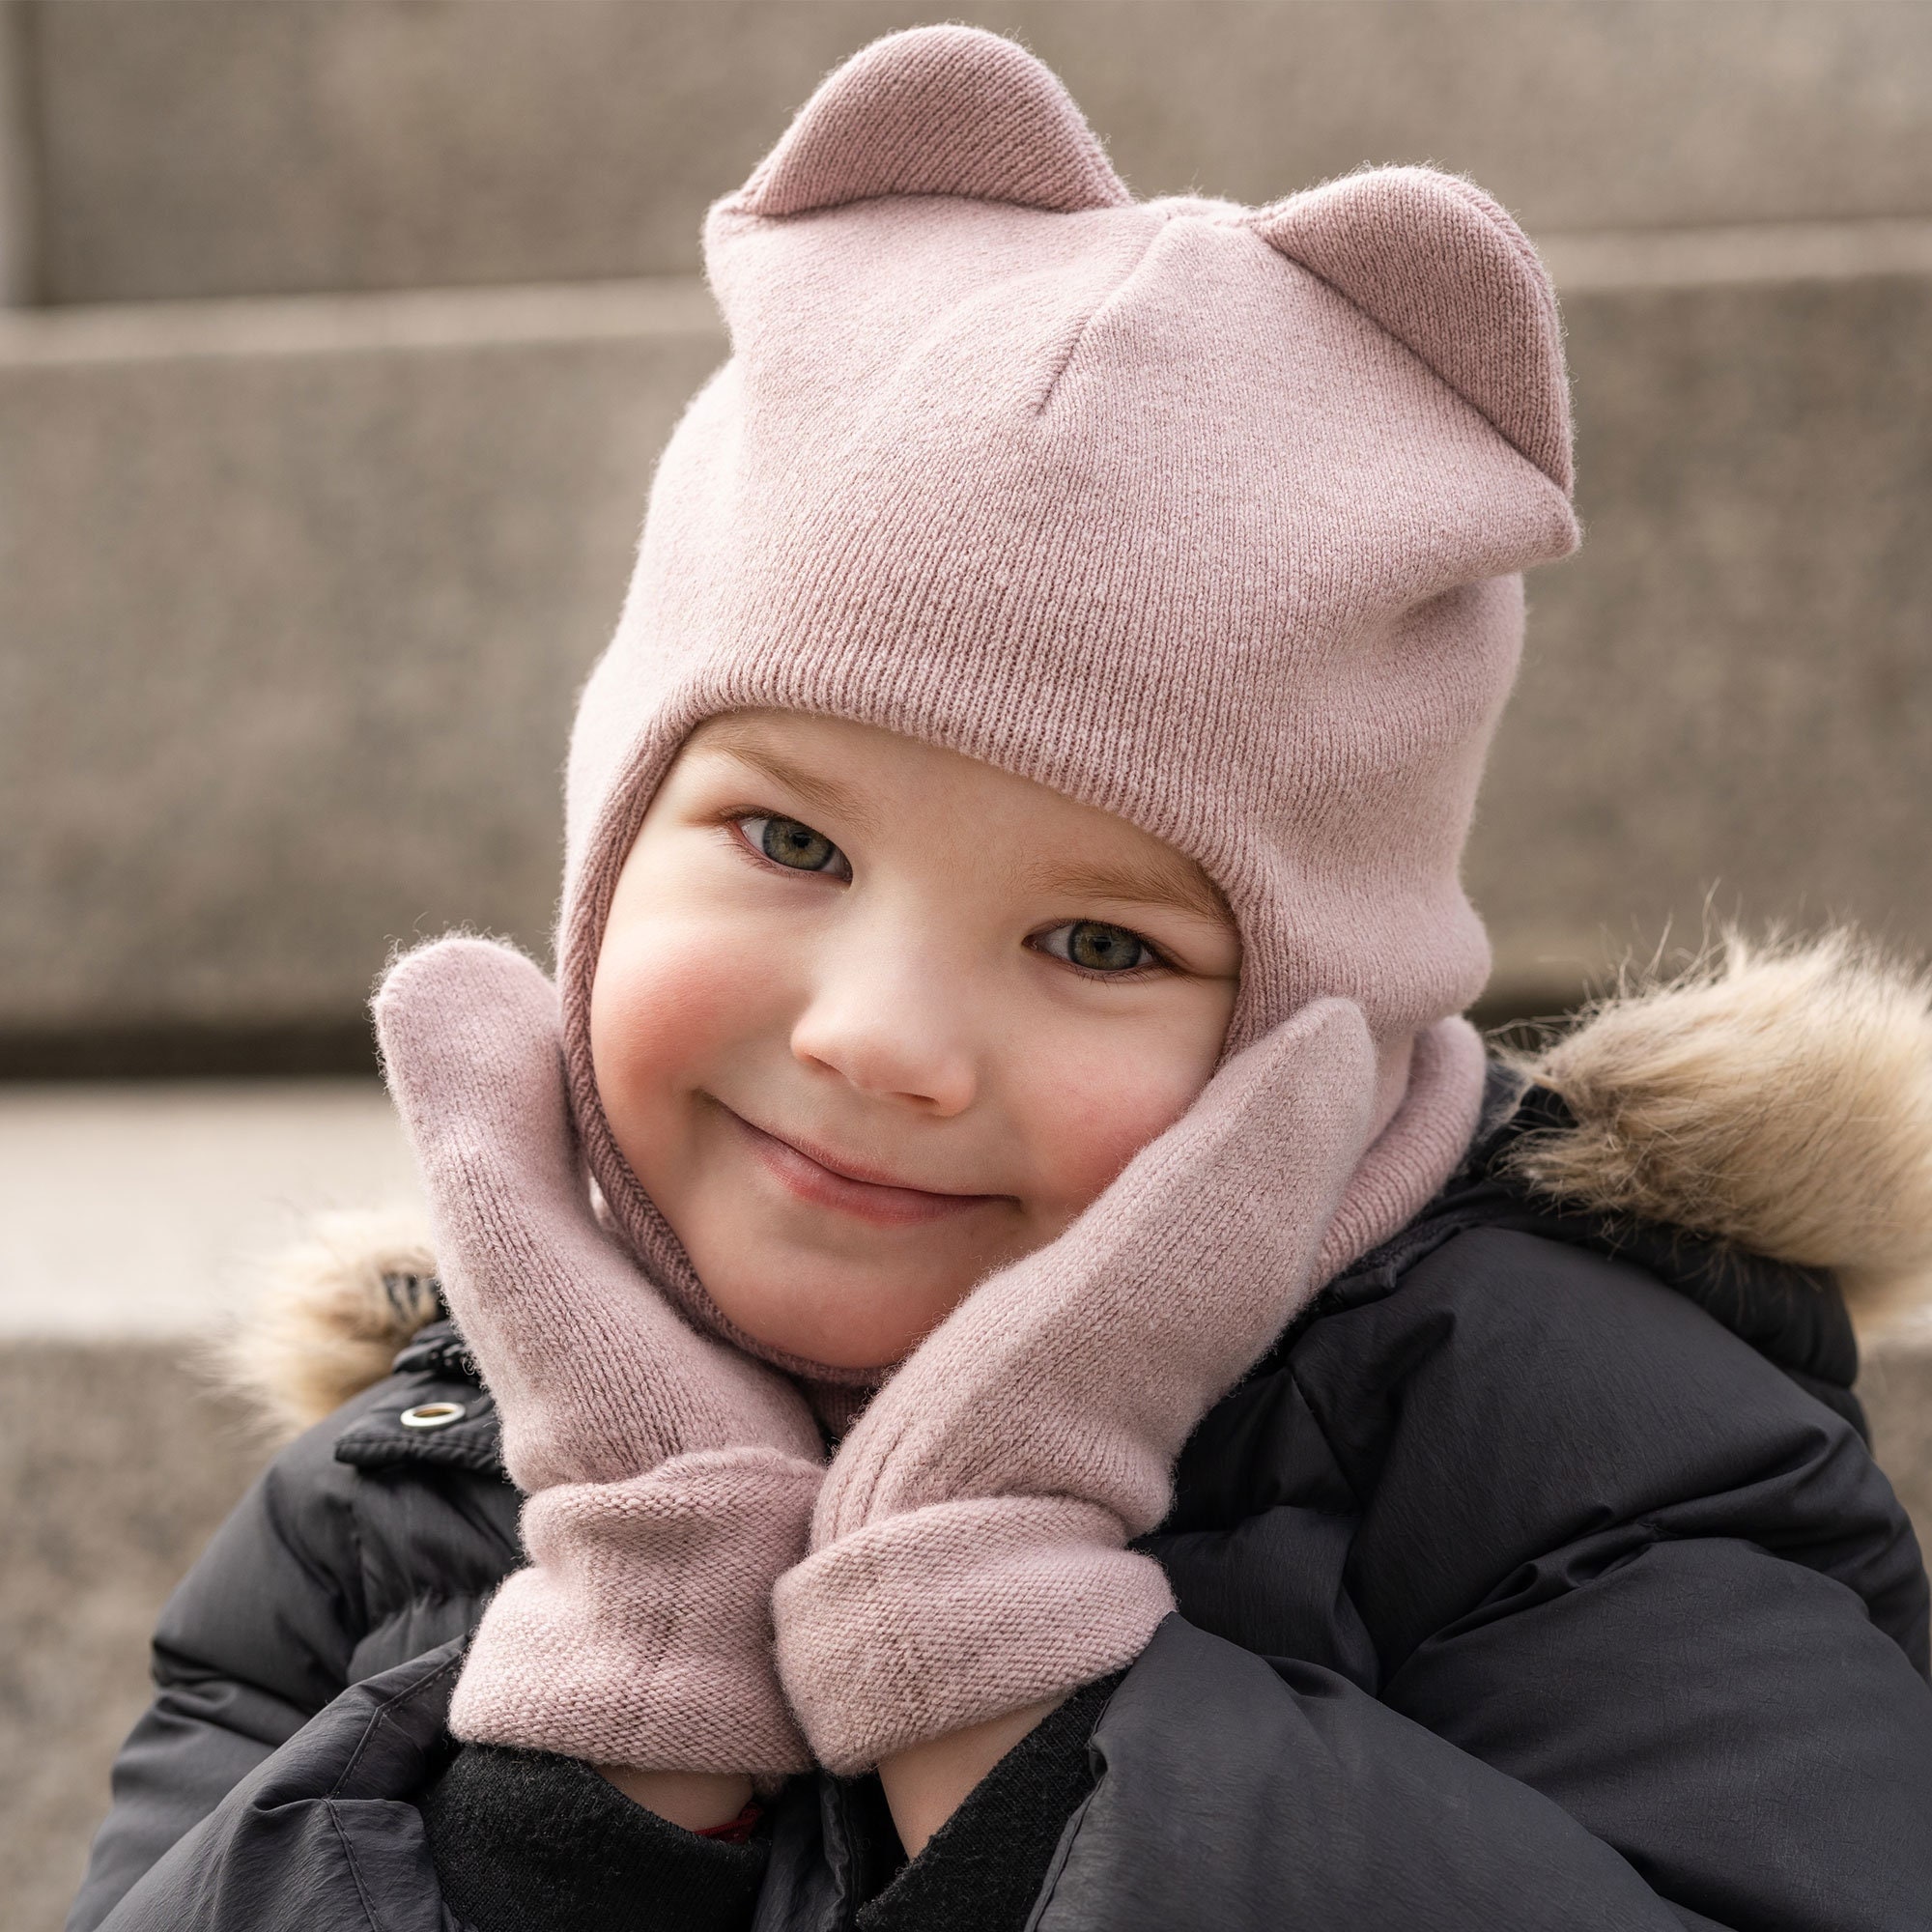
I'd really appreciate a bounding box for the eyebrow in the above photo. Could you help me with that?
[691,715,1229,926]
[690,717,874,829]
[1020,854,1233,928]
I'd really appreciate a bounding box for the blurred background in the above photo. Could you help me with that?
[3,3,1930,1922]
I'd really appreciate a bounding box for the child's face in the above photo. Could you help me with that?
[589,710,1240,1370]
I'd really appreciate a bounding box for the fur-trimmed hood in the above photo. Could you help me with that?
[214,1210,443,1441]
[1502,932,1932,1325]
[220,932,1932,1438]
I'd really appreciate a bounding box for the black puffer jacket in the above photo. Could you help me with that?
[69,1079,1932,1932]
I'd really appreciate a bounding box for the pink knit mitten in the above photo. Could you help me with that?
[773,1002,1486,1772]
[374,937,824,1776]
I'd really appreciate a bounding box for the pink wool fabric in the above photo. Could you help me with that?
[372,937,825,1776]
[376,26,1579,1775]
[552,25,1578,1376]
[775,1008,1487,1771]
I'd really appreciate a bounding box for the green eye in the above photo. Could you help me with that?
[1043,921,1153,974]
[745,815,847,875]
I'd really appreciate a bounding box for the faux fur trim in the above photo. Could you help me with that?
[1506,930,1932,1331]
[221,930,1932,1431]
[212,1209,441,1440]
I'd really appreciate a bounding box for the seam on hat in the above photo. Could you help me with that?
[1241,221,1568,492]
[1033,219,1169,418]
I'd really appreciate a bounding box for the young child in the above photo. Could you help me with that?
[70,26,1932,1932]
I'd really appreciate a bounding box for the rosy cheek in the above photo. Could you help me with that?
[590,918,761,1162]
[1017,1039,1215,1224]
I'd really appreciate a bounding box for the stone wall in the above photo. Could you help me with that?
[5,4,1931,1049]
[22,1,1932,301]
[6,245,1930,1039]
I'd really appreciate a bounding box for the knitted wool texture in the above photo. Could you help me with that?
[373,26,1579,1776]
[552,26,1579,1378]
[775,1003,1488,1772]
[373,938,825,1776]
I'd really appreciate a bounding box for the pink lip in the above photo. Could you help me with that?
[720,1105,1006,1229]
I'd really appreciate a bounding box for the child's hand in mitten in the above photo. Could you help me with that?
[374,937,825,1796]
[772,1002,1480,1807]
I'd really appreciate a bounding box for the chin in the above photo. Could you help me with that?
[703,1264,958,1374]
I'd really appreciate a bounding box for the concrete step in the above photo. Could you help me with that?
[2,1345,262,1932]
[0,1077,418,1928]
[5,229,1932,1044]
[0,278,723,1045]
[1476,224,1932,1012]
[0,1078,421,1336]
[15,0,1932,304]
[3,1073,1928,1930]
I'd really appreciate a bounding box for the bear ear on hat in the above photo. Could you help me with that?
[1254,168,1573,493]
[727,24,1131,221]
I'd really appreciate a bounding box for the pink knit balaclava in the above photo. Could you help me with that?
[554,26,1578,1372]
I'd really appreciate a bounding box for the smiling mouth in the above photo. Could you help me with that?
[718,1104,1008,1228]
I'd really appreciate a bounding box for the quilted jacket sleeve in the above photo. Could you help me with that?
[84,1640,465,1932]
[1277,1227,1932,1931]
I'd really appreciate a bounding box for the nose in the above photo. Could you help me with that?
[788,925,980,1118]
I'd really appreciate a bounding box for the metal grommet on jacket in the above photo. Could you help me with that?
[399,1401,467,1431]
